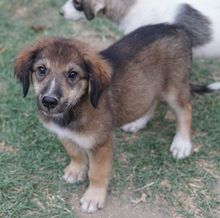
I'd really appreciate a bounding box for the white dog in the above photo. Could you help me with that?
[60,0,220,59]
[60,0,220,135]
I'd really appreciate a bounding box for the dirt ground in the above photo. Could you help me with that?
[70,192,171,218]
[212,181,220,217]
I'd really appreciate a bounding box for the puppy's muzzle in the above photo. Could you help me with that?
[42,96,58,109]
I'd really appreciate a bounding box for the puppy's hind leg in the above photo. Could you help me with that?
[61,138,89,184]
[166,93,192,159]
[121,101,158,133]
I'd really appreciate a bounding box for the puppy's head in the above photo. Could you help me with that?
[14,37,111,116]
[59,0,106,21]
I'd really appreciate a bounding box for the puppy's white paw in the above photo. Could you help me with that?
[80,187,106,213]
[121,116,149,133]
[170,134,192,159]
[63,160,88,184]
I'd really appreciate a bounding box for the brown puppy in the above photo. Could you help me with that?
[15,24,210,213]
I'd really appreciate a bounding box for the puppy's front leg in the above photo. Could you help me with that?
[80,136,113,213]
[61,138,89,184]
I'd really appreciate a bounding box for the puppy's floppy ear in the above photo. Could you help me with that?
[84,50,112,108]
[83,0,105,20]
[14,38,47,97]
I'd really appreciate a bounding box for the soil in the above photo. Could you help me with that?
[70,192,171,218]
[212,181,220,217]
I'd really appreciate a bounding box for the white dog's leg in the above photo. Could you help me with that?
[121,101,157,133]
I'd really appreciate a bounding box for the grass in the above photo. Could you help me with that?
[1,0,220,217]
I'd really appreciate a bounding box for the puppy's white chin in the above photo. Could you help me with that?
[41,111,63,117]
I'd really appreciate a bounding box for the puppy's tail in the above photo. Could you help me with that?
[190,82,220,94]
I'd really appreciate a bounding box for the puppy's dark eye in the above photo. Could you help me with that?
[38,66,46,75]
[68,71,78,79]
[73,0,83,11]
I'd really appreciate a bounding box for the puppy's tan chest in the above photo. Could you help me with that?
[43,121,95,150]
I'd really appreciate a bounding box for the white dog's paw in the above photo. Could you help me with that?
[80,187,107,213]
[170,134,192,159]
[63,160,88,184]
[121,116,149,133]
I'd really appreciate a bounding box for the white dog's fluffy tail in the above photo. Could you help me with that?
[190,82,220,93]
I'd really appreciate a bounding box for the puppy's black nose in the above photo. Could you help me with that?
[42,96,58,109]
[59,10,64,16]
